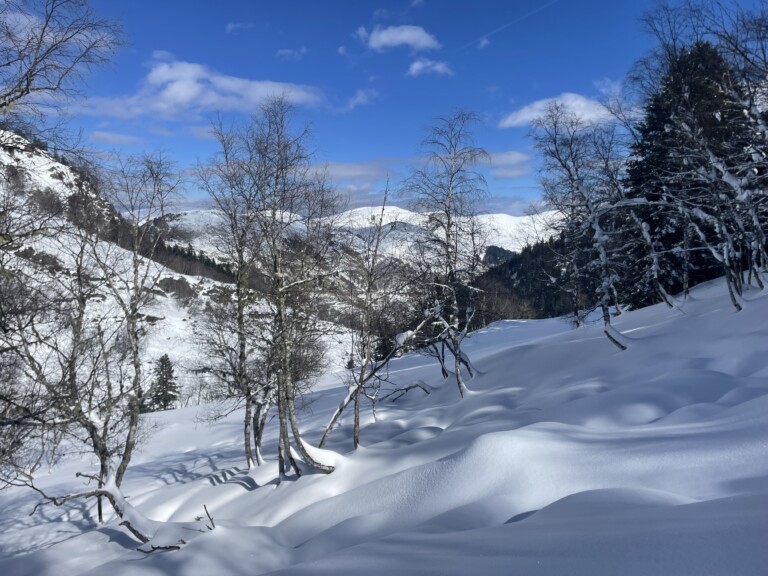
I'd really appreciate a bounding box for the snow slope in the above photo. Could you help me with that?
[1,278,767,575]
[0,132,85,200]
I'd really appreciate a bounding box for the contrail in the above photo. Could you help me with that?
[462,0,562,50]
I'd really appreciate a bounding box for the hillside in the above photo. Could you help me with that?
[1,278,766,575]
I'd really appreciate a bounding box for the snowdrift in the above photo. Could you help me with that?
[1,278,767,575]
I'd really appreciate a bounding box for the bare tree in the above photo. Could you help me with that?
[204,97,343,479]
[404,110,489,397]
[92,152,180,488]
[196,122,271,469]
[0,0,120,145]
[532,103,628,350]
[1,214,158,542]
[191,297,273,468]
[0,136,68,486]
[321,188,428,449]
[5,152,180,528]
[0,0,119,110]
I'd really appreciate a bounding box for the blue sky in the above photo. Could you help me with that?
[79,0,658,214]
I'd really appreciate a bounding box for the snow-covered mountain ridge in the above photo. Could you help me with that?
[165,205,554,264]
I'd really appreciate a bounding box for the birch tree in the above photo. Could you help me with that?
[404,110,489,396]
[0,0,120,146]
[204,97,343,479]
[321,188,429,448]
[93,152,180,487]
[196,122,270,469]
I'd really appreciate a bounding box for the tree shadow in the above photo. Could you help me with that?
[504,509,538,524]
[206,467,259,491]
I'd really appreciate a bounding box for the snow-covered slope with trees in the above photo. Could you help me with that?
[1,278,766,575]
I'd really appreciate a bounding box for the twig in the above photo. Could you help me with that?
[203,504,215,530]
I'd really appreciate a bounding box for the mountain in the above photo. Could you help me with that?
[163,205,555,265]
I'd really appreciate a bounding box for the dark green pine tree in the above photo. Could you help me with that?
[149,354,179,411]
[624,41,756,307]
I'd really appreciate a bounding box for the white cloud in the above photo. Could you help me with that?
[368,25,440,52]
[78,54,323,120]
[411,0,425,7]
[342,88,378,112]
[274,46,307,61]
[407,58,453,77]
[594,77,622,97]
[225,22,253,33]
[151,49,175,62]
[325,161,390,183]
[89,131,144,146]
[337,45,347,55]
[354,26,369,43]
[478,37,490,49]
[324,160,392,204]
[323,158,413,207]
[487,150,532,179]
[498,92,611,128]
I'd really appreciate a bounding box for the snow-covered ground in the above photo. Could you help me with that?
[1,278,767,575]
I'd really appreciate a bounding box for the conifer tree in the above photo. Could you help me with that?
[149,354,179,411]
[625,40,761,309]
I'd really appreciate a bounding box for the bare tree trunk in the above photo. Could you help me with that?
[453,345,467,397]
[287,391,334,474]
[353,387,361,449]
[243,393,254,469]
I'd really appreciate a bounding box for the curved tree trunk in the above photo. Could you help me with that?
[287,390,334,474]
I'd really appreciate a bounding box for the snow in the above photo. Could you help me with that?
[0,132,81,200]
[1,278,768,575]
[170,206,557,263]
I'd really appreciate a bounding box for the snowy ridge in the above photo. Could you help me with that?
[169,205,558,264]
[0,131,89,201]
[1,278,767,575]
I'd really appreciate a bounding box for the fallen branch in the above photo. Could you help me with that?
[380,382,431,402]
[137,539,186,554]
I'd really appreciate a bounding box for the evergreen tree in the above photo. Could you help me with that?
[625,41,763,308]
[148,354,179,412]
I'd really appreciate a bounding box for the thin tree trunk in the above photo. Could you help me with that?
[243,393,254,469]
[353,387,361,449]
[252,403,262,466]
[453,345,467,397]
[287,390,334,474]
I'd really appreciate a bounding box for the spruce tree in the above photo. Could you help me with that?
[625,41,759,307]
[149,354,179,411]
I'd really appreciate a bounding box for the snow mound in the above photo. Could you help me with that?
[1,278,767,575]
